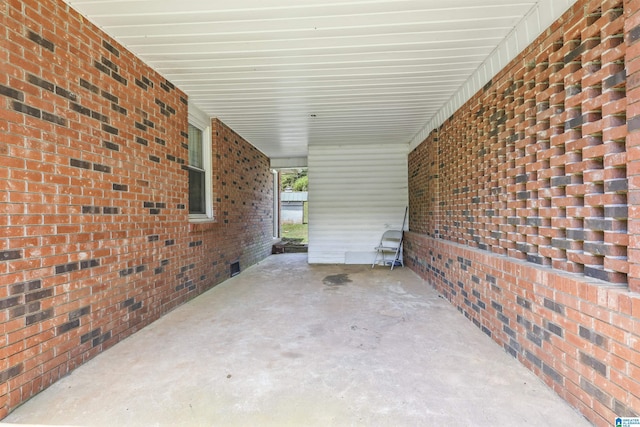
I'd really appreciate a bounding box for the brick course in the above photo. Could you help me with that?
[0,0,273,418]
[407,1,640,424]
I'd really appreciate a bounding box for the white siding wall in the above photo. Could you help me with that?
[308,144,408,264]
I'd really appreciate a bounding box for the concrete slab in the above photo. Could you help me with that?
[3,253,591,426]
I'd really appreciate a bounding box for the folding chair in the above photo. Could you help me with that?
[371,230,403,270]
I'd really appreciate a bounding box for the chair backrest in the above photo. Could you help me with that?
[380,230,403,246]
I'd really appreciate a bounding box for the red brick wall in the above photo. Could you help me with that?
[407,1,640,425]
[0,0,274,418]
[627,0,640,296]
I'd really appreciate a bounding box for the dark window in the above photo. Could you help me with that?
[187,124,206,215]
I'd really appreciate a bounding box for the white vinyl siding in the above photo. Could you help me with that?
[308,144,408,264]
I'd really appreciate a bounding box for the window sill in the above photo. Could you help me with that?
[189,218,217,233]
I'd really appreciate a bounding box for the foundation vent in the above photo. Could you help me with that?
[230,261,240,277]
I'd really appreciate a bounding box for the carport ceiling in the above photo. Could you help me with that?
[63,0,575,160]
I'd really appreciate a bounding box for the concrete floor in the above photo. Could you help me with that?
[3,253,590,427]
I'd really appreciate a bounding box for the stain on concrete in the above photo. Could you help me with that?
[323,274,352,287]
[308,324,326,337]
[281,351,303,359]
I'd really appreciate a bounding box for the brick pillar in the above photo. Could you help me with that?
[626,0,640,292]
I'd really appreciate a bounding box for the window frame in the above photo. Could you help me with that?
[187,102,213,221]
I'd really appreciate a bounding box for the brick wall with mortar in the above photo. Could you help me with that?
[0,0,274,418]
[406,0,640,424]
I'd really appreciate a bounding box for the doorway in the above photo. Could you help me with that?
[277,168,308,253]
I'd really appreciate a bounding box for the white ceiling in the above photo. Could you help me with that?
[63,0,575,160]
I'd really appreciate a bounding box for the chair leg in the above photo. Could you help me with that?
[391,247,401,270]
